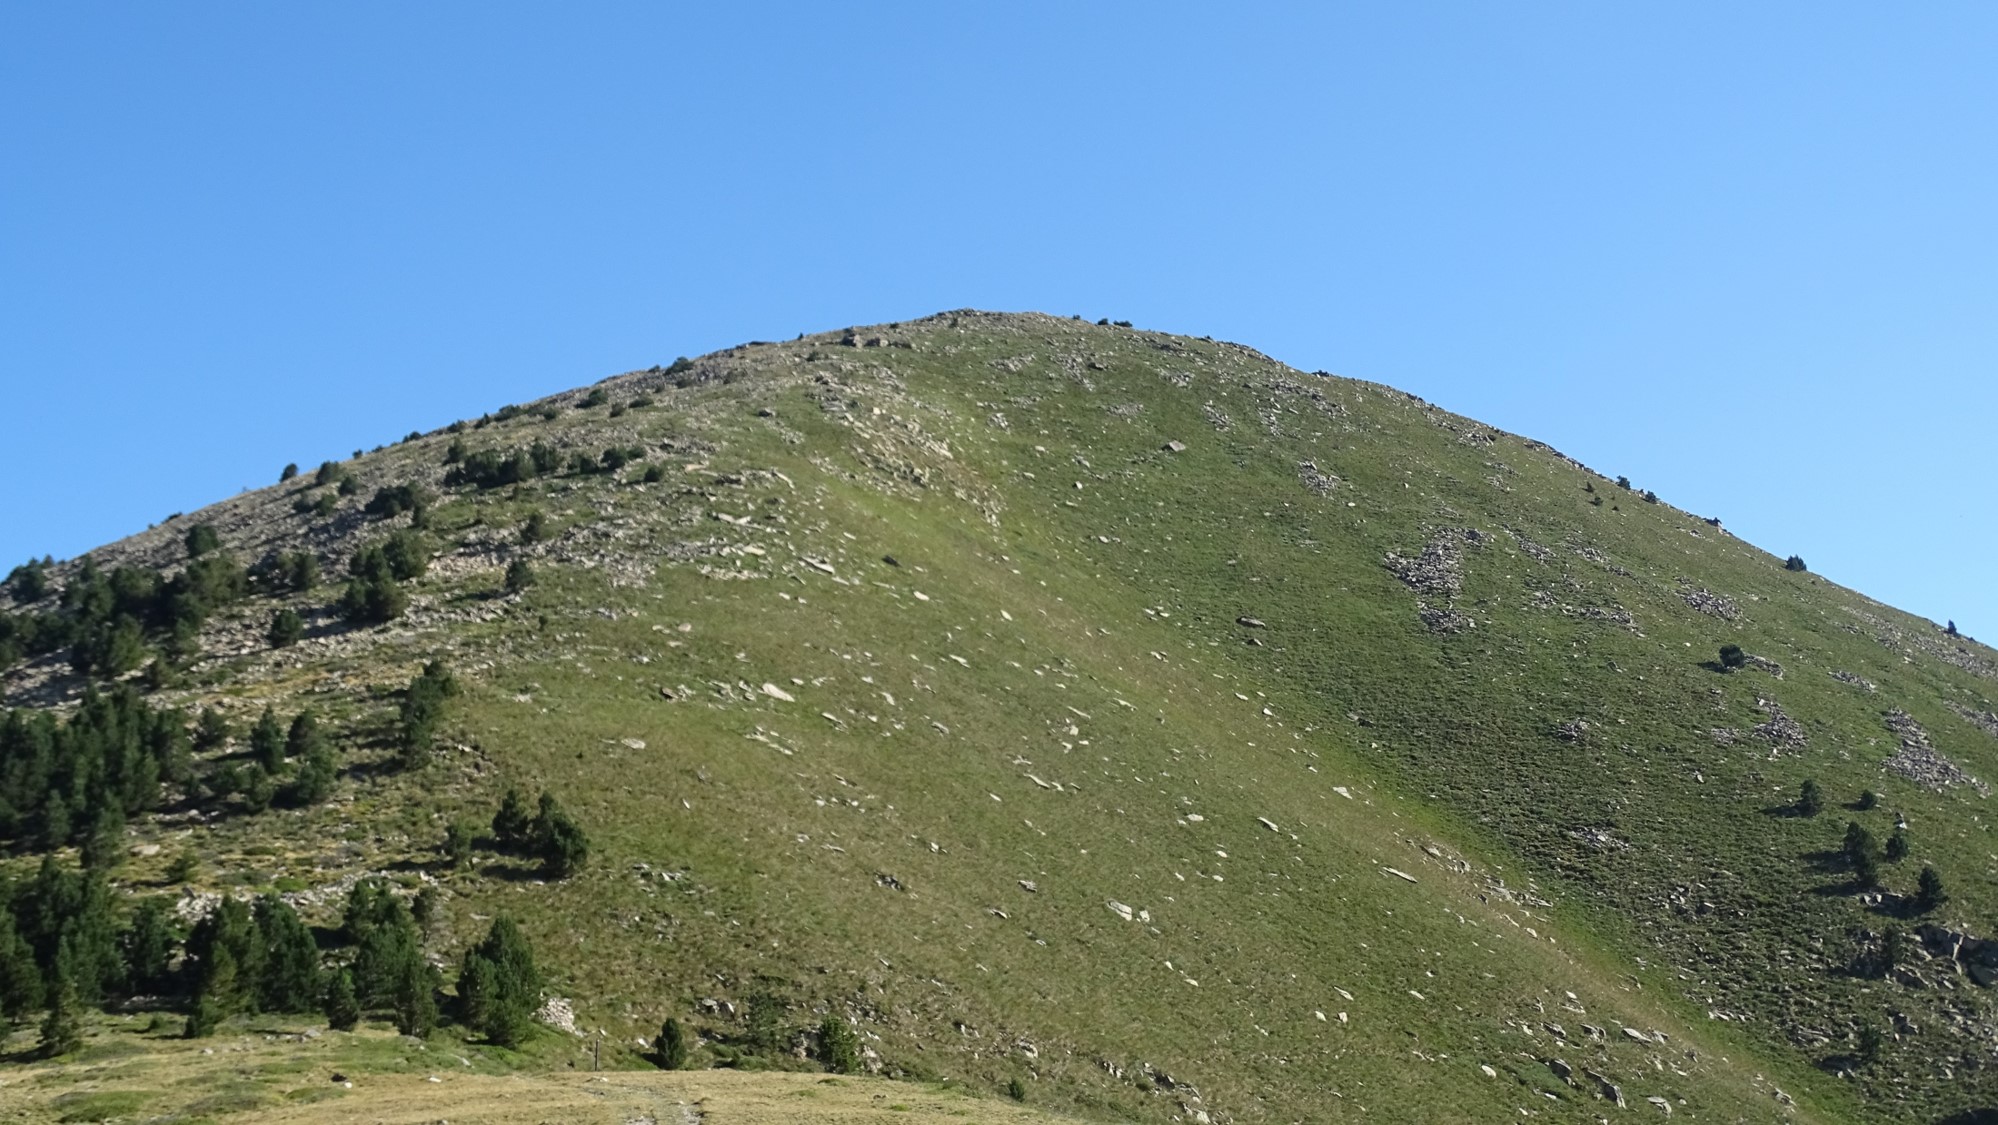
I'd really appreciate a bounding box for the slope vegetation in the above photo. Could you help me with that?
[4,311,1996,1123]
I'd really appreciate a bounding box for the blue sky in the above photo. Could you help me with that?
[4,4,1993,636]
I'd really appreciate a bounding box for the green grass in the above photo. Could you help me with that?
[7,311,1997,1122]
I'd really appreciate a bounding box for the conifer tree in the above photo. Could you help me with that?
[0,910,41,1023]
[1917,866,1948,912]
[492,787,531,849]
[268,607,303,648]
[323,967,360,1031]
[38,969,82,1056]
[458,916,540,1046]
[120,898,177,997]
[655,1016,689,1069]
[250,707,286,775]
[183,524,220,559]
[1798,779,1823,817]
[187,895,260,1017]
[391,954,439,1038]
[254,895,321,1014]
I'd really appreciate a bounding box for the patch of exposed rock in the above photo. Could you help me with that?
[1748,699,1807,754]
[1680,582,1741,621]
[1883,709,1988,795]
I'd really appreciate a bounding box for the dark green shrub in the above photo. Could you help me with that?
[184,524,221,559]
[1917,866,1947,912]
[268,607,303,647]
[338,574,407,625]
[817,1014,861,1074]
[492,787,531,848]
[314,461,341,487]
[1885,828,1909,861]
[1798,779,1823,817]
[1007,1077,1027,1101]
[1785,555,1808,572]
[250,707,286,774]
[379,530,429,580]
[336,475,360,497]
[642,464,666,484]
[396,660,458,768]
[520,512,547,544]
[655,1016,689,1069]
[443,820,476,869]
[280,463,299,482]
[665,357,694,376]
[1615,475,1630,489]
[504,558,535,594]
[1857,789,1878,811]
[364,484,429,520]
[6,559,51,603]
[444,437,467,464]
[580,388,609,409]
[1718,644,1746,671]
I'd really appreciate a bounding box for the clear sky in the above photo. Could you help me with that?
[4,4,1993,636]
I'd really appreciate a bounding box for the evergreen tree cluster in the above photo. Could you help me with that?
[443,441,563,490]
[0,857,128,1021]
[0,549,252,678]
[363,483,430,523]
[337,532,428,626]
[491,787,590,877]
[457,915,540,1045]
[396,661,458,769]
[0,686,191,851]
[252,550,320,596]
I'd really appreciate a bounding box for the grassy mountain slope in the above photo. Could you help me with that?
[5,310,1997,1123]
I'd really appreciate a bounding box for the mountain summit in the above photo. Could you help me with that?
[2,311,1994,1123]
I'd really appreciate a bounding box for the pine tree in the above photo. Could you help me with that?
[288,738,337,807]
[268,608,303,648]
[655,1016,689,1069]
[254,895,321,1014]
[458,916,540,1047]
[492,787,531,849]
[250,707,286,775]
[443,820,476,869]
[323,967,360,1031]
[391,954,439,1038]
[504,558,535,594]
[1798,779,1823,817]
[183,524,220,559]
[187,895,260,1016]
[0,910,41,1022]
[37,969,82,1056]
[1885,828,1909,862]
[1917,866,1948,912]
[193,707,231,752]
[120,898,177,997]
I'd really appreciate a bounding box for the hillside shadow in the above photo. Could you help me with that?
[1938,1110,1998,1125]
[478,860,550,883]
